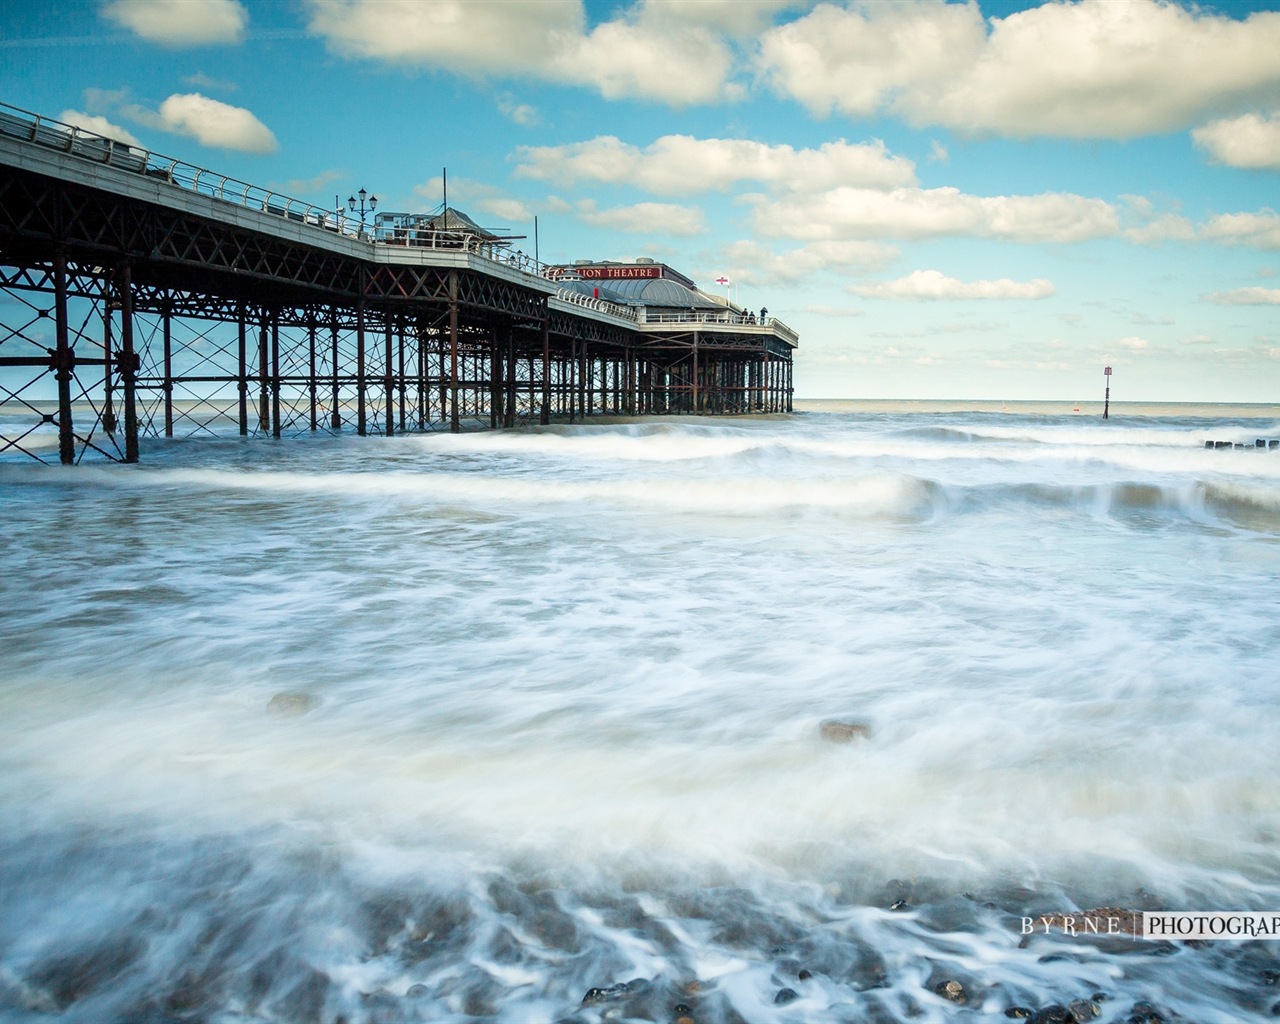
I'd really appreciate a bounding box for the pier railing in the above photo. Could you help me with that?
[0,101,560,278]
[0,100,797,342]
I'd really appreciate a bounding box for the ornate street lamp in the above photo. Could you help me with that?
[348,188,377,235]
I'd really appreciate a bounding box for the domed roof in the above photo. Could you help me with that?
[597,277,722,310]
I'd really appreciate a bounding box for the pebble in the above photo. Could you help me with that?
[1067,998,1100,1021]
[1127,1000,1164,1023]
[1005,1009,1033,1019]
[267,692,319,715]
[581,979,645,1006]
[1030,1006,1069,1024]
[774,987,798,1005]
[819,719,872,743]
[935,979,967,1004]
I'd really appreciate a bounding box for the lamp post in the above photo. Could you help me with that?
[347,188,377,237]
[1103,365,1112,420]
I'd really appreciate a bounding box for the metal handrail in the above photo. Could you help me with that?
[0,100,798,343]
[553,287,639,322]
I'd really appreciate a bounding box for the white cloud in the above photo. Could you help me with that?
[636,0,803,37]
[497,94,538,126]
[750,186,1118,244]
[806,305,866,318]
[1124,212,1197,245]
[473,197,533,224]
[1193,112,1280,170]
[183,72,239,93]
[1117,336,1150,351]
[1122,202,1280,249]
[759,0,1280,139]
[57,110,142,147]
[514,134,916,196]
[1200,211,1280,250]
[853,270,1054,301]
[103,0,247,45]
[576,200,706,236]
[411,177,531,223]
[759,2,983,120]
[128,94,277,153]
[554,12,737,104]
[280,169,346,197]
[305,0,737,105]
[722,238,898,286]
[1203,287,1280,305]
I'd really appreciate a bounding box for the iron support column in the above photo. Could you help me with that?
[540,313,550,426]
[385,318,394,436]
[449,271,460,434]
[308,315,318,431]
[52,251,74,465]
[357,298,367,436]
[237,305,248,435]
[102,291,115,435]
[118,261,138,463]
[270,311,281,438]
[162,300,173,437]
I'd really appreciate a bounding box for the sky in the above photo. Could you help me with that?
[1,0,1279,403]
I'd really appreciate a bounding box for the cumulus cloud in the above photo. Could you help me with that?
[853,270,1054,301]
[1117,336,1150,351]
[57,110,142,147]
[412,177,532,223]
[103,0,247,45]
[806,305,866,317]
[758,0,1280,139]
[1200,211,1280,250]
[497,94,538,126]
[1203,287,1280,305]
[305,0,736,105]
[722,238,898,286]
[638,0,803,37]
[576,200,706,235]
[514,135,916,196]
[126,94,277,153]
[1193,112,1280,170]
[749,186,1118,244]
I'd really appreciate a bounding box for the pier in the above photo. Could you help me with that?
[0,102,796,465]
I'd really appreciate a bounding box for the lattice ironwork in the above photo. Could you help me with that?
[0,150,794,462]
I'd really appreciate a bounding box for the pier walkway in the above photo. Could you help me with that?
[0,102,795,464]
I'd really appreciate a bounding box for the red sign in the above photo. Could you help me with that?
[1105,366,1112,375]
[573,266,662,280]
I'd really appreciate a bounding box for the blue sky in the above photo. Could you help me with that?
[2,0,1279,402]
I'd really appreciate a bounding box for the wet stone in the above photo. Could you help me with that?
[1067,997,1100,1021]
[267,691,319,715]
[1005,1008,1034,1019]
[581,979,648,1007]
[1031,1006,1070,1024]
[797,969,812,981]
[819,719,872,743]
[774,987,799,1005]
[935,979,967,1004]
[1126,1001,1165,1024]
[25,934,148,1010]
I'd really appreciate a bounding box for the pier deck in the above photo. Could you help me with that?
[0,103,795,464]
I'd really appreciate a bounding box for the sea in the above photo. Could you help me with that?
[1,399,1278,1023]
